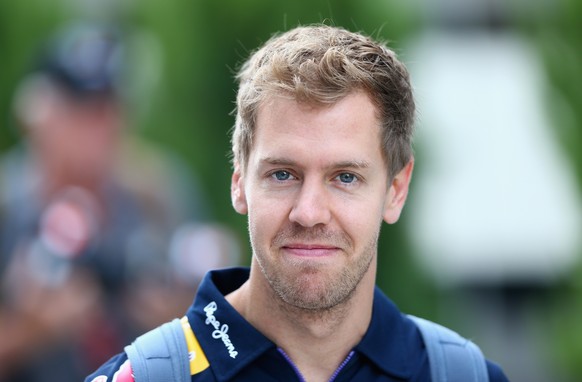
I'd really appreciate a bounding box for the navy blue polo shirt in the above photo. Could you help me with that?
[86,267,509,382]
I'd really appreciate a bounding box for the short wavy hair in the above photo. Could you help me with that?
[232,25,415,178]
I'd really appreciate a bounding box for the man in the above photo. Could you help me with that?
[0,22,209,381]
[87,25,509,381]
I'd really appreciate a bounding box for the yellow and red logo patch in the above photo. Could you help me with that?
[181,316,210,375]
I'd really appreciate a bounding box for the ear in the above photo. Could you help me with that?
[383,159,414,224]
[231,163,248,215]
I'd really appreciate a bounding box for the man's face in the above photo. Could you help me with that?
[31,91,122,182]
[231,91,412,311]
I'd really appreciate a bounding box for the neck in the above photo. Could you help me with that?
[227,261,376,382]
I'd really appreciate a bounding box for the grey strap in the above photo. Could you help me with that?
[125,318,190,382]
[408,315,488,382]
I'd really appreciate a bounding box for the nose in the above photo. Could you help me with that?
[288,178,331,228]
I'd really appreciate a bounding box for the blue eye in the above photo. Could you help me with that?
[273,171,292,181]
[338,173,356,184]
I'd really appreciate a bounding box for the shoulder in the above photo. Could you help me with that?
[0,145,30,203]
[113,134,205,223]
[407,314,511,381]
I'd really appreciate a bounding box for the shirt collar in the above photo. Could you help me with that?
[186,267,276,381]
[187,268,424,381]
[355,287,424,379]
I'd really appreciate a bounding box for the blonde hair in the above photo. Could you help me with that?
[232,25,415,177]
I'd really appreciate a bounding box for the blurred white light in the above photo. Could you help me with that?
[406,31,582,286]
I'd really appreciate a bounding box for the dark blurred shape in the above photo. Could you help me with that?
[0,21,227,382]
[36,23,123,97]
[23,187,98,287]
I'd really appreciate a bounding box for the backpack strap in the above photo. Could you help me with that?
[408,315,489,382]
[125,318,190,382]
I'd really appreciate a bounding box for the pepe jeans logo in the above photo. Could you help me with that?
[204,301,238,359]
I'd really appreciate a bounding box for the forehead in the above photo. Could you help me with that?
[251,91,385,169]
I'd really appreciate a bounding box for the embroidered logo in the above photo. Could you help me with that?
[204,301,238,359]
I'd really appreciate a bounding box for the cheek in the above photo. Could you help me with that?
[248,197,281,230]
[246,194,292,249]
[247,211,272,256]
[335,195,385,242]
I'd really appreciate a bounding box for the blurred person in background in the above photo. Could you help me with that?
[0,22,234,382]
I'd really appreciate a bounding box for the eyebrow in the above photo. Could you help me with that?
[259,156,371,170]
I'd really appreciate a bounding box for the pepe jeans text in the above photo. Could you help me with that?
[204,301,238,359]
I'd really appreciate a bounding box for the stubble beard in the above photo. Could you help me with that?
[251,222,378,317]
